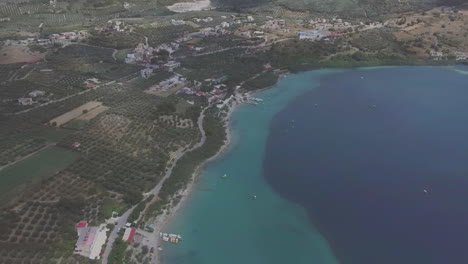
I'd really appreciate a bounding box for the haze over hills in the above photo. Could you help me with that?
[214,0,468,17]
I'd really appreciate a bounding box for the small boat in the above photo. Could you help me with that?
[423,189,428,194]
[222,174,228,179]
[253,195,257,200]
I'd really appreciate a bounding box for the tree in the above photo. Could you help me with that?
[141,245,149,255]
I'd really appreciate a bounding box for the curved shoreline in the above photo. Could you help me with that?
[155,101,238,263]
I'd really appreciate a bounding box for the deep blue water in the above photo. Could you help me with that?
[264,66,468,264]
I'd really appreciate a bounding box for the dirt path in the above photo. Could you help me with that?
[101,107,208,264]
[0,144,53,172]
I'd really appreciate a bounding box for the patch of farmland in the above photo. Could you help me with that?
[0,4,21,17]
[46,44,115,63]
[76,104,109,121]
[32,13,88,26]
[0,146,78,205]
[0,45,46,64]
[48,101,104,126]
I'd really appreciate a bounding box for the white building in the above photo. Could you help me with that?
[29,90,45,97]
[140,68,153,79]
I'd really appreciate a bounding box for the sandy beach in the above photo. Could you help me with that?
[152,100,238,262]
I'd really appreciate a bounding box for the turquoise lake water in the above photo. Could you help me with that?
[161,69,341,264]
[162,66,468,264]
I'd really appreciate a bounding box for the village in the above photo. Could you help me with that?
[6,8,468,109]
[2,1,468,263]
[9,7,468,110]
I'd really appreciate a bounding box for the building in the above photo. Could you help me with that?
[29,90,45,97]
[247,16,254,22]
[211,75,227,84]
[171,19,186,26]
[140,68,153,79]
[122,228,137,243]
[163,61,181,71]
[297,30,324,40]
[76,220,88,235]
[74,224,108,259]
[18,98,33,105]
[74,227,98,258]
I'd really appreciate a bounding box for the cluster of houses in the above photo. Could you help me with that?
[147,74,187,93]
[17,90,47,105]
[49,30,88,42]
[189,26,231,38]
[296,30,343,40]
[454,51,468,60]
[126,41,179,63]
[84,78,101,89]
[94,20,135,33]
[125,39,182,78]
[74,221,109,260]
[193,16,213,23]
[262,19,289,32]
[180,75,229,104]
[3,30,88,48]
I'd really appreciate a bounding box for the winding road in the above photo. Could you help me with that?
[101,107,207,264]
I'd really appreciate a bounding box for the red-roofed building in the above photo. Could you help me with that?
[76,221,88,235]
[122,228,137,243]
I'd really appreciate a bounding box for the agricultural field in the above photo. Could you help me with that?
[47,101,106,127]
[0,45,46,64]
[0,38,203,261]
[0,146,78,205]
[88,25,195,49]
[180,48,268,82]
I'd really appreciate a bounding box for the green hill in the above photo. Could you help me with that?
[214,0,467,17]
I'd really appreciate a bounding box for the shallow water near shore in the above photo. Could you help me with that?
[162,65,468,264]
[161,69,341,264]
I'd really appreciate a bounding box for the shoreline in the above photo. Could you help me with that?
[152,72,291,262]
[154,100,238,263]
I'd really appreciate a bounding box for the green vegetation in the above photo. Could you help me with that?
[129,70,174,90]
[350,29,400,52]
[108,233,130,264]
[267,39,342,71]
[99,198,123,220]
[181,49,267,82]
[0,146,78,205]
[128,194,154,224]
[61,119,89,130]
[88,26,195,49]
[160,111,226,200]
[243,71,279,91]
[0,1,465,263]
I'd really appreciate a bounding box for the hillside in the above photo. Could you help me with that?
[214,0,468,17]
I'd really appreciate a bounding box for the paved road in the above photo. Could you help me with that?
[101,107,207,264]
